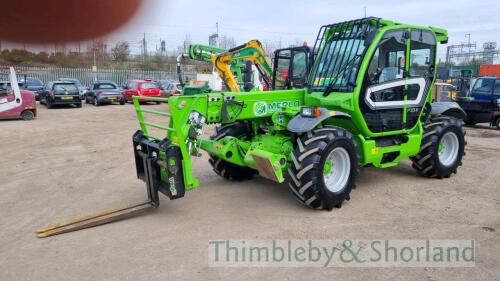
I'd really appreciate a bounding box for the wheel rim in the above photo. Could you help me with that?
[439,131,459,167]
[323,147,351,193]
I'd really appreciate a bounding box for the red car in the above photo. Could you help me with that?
[122,79,161,103]
[0,68,36,121]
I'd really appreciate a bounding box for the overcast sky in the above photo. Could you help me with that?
[9,0,500,61]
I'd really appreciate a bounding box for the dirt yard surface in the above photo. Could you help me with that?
[1,102,499,281]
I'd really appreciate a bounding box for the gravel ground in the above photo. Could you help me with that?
[0,102,499,281]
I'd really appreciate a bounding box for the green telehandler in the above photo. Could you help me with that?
[38,18,467,238]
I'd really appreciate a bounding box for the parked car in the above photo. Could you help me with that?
[39,81,82,108]
[85,80,125,106]
[122,79,161,103]
[20,77,44,100]
[456,77,500,125]
[59,78,88,100]
[0,80,37,121]
[157,80,182,98]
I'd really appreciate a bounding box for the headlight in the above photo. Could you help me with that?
[300,107,321,118]
[188,110,206,126]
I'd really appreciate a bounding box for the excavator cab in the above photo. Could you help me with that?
[272,46,312,90]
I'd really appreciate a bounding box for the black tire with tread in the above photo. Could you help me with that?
[411,116,466,179]
[495,118,500,130]
[21,110,35,121]
[209,121,258,181]
[287,125,359,211]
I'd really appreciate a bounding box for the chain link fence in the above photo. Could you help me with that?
[4,66,197,87]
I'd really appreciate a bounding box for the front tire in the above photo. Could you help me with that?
[287,126,359,210]
[208,121,258,181]
[46,99,53,109]
[411,117,466,178]
[21,110,35,121]
[495,118,500,130]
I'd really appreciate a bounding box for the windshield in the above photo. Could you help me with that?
[54,84,78,91]
[309,18,379,93]
[158,81,170,89]
[26,78,43,87]
[95,83,117,90]
[140,82,158,89]
[0,82,24,91]
[61,79,82,87]
[472,78,494,94]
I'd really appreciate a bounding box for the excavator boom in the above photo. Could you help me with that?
[211,40,273,92]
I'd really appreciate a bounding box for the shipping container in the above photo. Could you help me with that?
[479,64,500,77]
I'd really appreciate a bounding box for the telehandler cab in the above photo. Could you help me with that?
[38,18,467,238]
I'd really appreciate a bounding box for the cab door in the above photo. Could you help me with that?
[361,29,436,133]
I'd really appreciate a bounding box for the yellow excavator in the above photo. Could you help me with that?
[178,40,312,93]
[211,40,273,92]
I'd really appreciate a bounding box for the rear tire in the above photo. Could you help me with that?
[495,118,500,130]
[411,117,466,179]
[21,110,35,121]
[209,121,257,181]
[287,126,359,210]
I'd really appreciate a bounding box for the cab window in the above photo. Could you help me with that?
[366,30,407,85]
[274,49,291,89]
[473,78,494,94]
[494,79,500,95]
[410,30,436,78]
[291,51,307,82]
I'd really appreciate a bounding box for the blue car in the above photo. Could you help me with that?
[469,77,500,102]
[457,77,500,125]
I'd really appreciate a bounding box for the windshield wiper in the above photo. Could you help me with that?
[323,55,361,96]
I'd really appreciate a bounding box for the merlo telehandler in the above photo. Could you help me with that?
[38,18,467,238]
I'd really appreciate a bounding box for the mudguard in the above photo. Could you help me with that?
[287,108,351,133]
[430,102,467,120]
